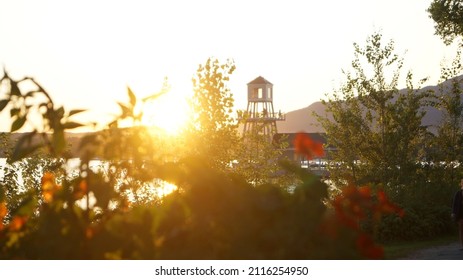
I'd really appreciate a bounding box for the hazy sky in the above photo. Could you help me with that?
[0,0,460,132]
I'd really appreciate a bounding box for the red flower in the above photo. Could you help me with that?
[376,190,405,218]
[332,186,404,229]
[294,133,324,159]
[327,184,404,259]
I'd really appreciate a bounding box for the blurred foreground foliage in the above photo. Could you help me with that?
[0,64,402,259]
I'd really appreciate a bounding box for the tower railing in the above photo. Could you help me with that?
[238,112,285,122]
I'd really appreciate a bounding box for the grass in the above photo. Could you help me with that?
[383,234,459,259]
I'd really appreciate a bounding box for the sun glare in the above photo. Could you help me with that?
[142,86,190,135]
[157,181,178,197]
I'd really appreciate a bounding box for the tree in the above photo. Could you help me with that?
[317,86,367,187]
[430,46,463,188]
[317,32,428,199]
[232,124,295,187]
[186,58,238,170]
[314,33,460,241]
[428,0,463,45]
[0,66,405,259]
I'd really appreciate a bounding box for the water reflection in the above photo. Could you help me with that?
[0,158,178,201]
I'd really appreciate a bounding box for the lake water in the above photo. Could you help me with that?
[0,158,177,199]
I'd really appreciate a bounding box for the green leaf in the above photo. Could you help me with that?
[10,195,37,216]
[127,86,136,107]
[142,91,167,102]
[53,130,66,156]
[10,108,20,117]
[118,102,132,118]
[68,109,86,116]
[55,106,65,119]
[0,99,8,111]
[11,116,26,132]
[24,90,37,98]
[62,121,83,130]
[10,80,21,96]
[108,120,118,129]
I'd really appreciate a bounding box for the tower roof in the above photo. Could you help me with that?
[247,76,273,85]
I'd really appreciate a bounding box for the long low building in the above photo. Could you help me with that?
[274,132,333,176]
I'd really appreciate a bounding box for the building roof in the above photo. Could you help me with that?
[273,132,328,147]
[247,76,273,85]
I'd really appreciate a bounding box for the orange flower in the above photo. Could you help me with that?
[41,172,61,203]
[9,216,27,231]
[294,133,324,159]
[73,179,88,200]
[86,226,94,239]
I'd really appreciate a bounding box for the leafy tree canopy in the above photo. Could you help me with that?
[428,0,463,45]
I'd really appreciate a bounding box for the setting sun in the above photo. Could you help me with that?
[156,181,178,197]
[142,84,190,135]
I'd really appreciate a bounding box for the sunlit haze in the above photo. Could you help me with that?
[0,0,459,132]
[142,84,190,135]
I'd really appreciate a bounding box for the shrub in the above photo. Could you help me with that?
[0,71,402,259]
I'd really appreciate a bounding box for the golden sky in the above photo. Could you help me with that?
[0,0,459,132]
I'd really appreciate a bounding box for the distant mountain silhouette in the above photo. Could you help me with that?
[277,101,327,133]
[0,126,172,158]
[0,131,94,158]
[277,74,463,133]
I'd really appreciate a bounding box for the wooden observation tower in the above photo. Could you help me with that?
[241,76,285,139]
